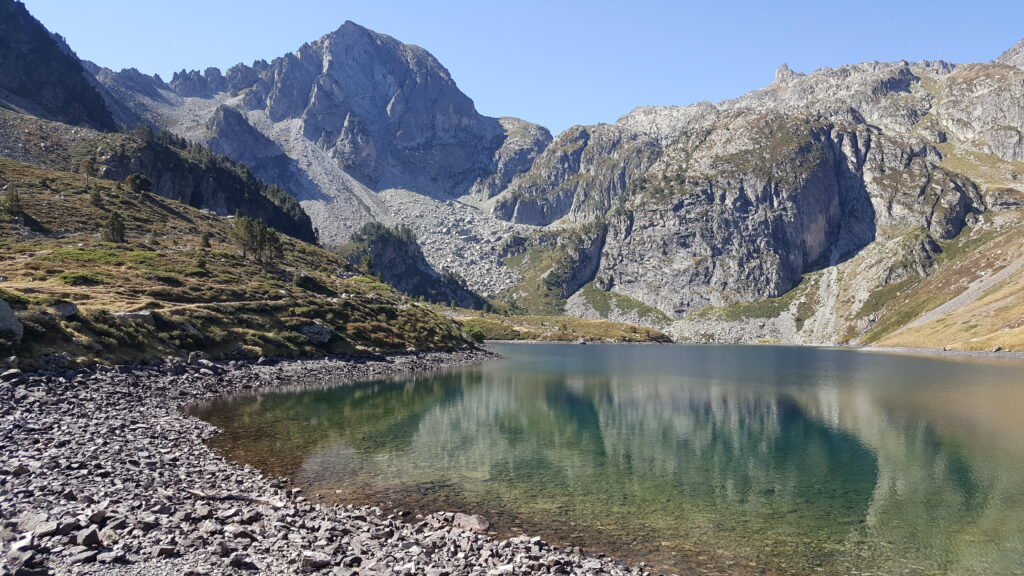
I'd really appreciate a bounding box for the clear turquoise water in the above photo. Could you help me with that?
[194,344,1024,575]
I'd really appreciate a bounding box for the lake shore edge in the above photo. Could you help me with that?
[484,338,1024,360]
[1,349,649,576]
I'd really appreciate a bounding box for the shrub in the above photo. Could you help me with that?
[123,173,151,195]
[1,188,23,215]
[58,271,108,286]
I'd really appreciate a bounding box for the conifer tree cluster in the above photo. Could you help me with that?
[228,212,282,264]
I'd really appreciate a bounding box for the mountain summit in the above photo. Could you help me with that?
[92,21,552,246]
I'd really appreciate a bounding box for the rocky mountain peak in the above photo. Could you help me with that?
[996,38,1024,68]
[774,62,800,85]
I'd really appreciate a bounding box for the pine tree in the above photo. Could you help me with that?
[78,157,96,188]
[228,213,282,264]
[101,211,126,243]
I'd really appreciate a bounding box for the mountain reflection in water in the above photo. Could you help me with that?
[195,344,1024,575]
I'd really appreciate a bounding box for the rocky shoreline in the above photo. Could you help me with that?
[0,350,649,576]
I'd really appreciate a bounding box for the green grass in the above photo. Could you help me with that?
[684,288,799,322]
[578,282,669,325]
[57,271,110,286]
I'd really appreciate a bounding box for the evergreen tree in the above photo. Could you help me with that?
[228,213,282,264]
[123,173,151,195]
[78,157,96,187]
[101,211,126,243]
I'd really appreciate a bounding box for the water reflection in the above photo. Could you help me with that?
[195,345,1024,575]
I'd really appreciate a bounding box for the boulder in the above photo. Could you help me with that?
[299,321,332,345]
[301,550,332,571]
[51,301,78,318]
[114,310,156,326]
[452,513,490,533]
[0,300,23,343]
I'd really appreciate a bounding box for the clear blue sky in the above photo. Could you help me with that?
[22,0,1024,134]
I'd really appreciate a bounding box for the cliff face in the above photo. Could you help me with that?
[0,0,116,131]
[338,223,485,309]
[490,61,1003,320]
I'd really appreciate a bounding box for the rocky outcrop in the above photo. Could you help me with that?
[205,105,324,204]
[996,39,1024,68]
[0,300,23,344]
[95,134,317,242]
[491,61,994,319]
[0,0,116,131]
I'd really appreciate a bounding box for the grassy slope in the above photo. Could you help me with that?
[0,157,470,368]
[872,214,1024,351]
[453,310,672,343]
[0,109,315,242]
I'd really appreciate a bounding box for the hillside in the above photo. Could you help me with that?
[0,0,116,130]
[0,109,316,242]
[0,157,471,369]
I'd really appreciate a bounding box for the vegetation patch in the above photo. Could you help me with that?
[454,313,671,343]
[57,271,110,286]
[577,282,669,325]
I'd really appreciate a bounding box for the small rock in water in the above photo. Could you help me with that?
[453,513,490,533]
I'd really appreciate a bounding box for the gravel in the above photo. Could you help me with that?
[0,350,650,576]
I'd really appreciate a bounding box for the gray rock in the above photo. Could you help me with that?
[228,551,256,568]
[152,544,177,557]
[299,321,332,345]
[114,310,156,326]
[69,550,98,564]
[1,368,22,382]
[51,301,78,318]
[452,513,490,533]
[16,512,47,532]
[302,550,332,570]
[75,527,100,547]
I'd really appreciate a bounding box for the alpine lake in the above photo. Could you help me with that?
[191,344,1024,575]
